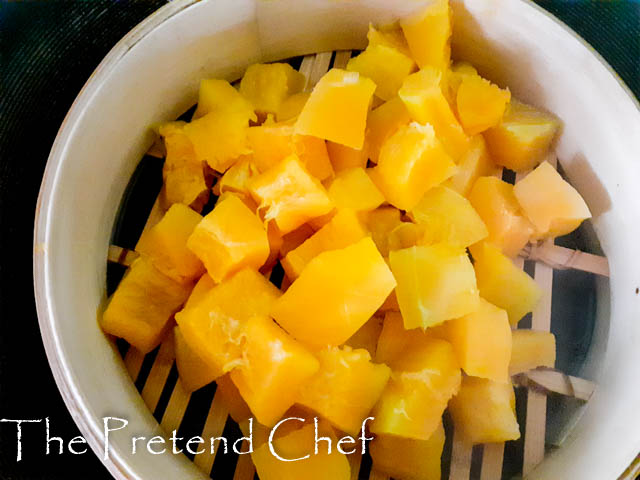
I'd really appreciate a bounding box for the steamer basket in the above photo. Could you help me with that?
[33,1,640,479]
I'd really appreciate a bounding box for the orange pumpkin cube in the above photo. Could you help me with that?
[369,122,456,211]
[510,329,556,375]
[389,244,479,330]
[101,257,192,353]
[326,141,367,173]
[468,176,534,257]
[483,100,560,172]
[248,154,333,234]
[279,224,316,258]
[365,96,411,164]
[387,222,430,251]
[346,315,384,358]
[136,203,205,283]
[363,206,403,257]
[448,376,521,444]
[239,63,306,116]
[445,135,500,197]
[400,0,451,71]
[272,237,396,349]
[174,326,221,392]
[216,374,252,424]
[445,61,478,104]
[281,209,366,280]
[192,78,256,121]
[276,92,310,122]
[513,161,591,238]
[471,242,542,326]
[297,346,391,435]
[182,273,216,311]
[216,157,260,197]
[295,69,376,150]
[230,316,320,426]
[376,311,430,365]
[187,194,269,282]
[328,167,385,212]
[456,74,511,135]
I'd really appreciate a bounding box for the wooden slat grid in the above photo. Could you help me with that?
[109,52,606,480]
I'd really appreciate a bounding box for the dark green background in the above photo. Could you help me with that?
[0,1,638,479]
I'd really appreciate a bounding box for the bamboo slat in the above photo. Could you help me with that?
[160,380,192,433]
[193,392,230,474]
[449,430,473,480]
[232,441,256,480]
[141,337,175,412]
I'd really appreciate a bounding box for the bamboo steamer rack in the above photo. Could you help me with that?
[106,50,619,480]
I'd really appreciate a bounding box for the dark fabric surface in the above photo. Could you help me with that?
[0,1,638,479]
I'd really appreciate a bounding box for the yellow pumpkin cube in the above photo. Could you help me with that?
[216,157,260,197]
[182,273,216,311]
[272,237,396,349]
[456,74,511,135]
[295,68,376,150]
[136,203,205,283]
[371,337,461,440]
[387,222,430,252]
[279,224,316,258]
[367,23,412,57]
[445,135,500,197]
[445,61,478,104]
[468,176,534,257]
[365,96,411,164]
[398,67,469,161]
[230,316,320,426]
[448,376,521,444]
[389,244,480,330]
[409,185,488,247]
[346,315,384,357]
[483,100,560,172]
[297,346,391,435]
[281,209,366,280]
[216,374,252,424]
[174,326,221,392]
[326,141,367,173]
[101,257,192,353]
[249,154,334,234]
[328,167,385,212]
[192,78,256,121]
[400,0,451,71]
[471,242,542,326]
[276,92,310,122]
[370,422,445,480]
[187,194,269,282]
[369,122,456,211]
[376,311,430,365]
[363,206,403,257]
[513,161,591,238]
[510,329,556,375]
[239,63,306,116]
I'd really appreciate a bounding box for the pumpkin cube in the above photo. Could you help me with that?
[368,23,411,57]
[187,194,269,282]
[347,43,416,101]
[183,273,216,311]
[400,0,451,71]
[445,61,478,104]
[448,376,521,444]
[101,257,192,353]
[364,206,403,257]
[510,329,556,375]
[398,67,469,161]
[468,176,534,257]
[248,154,333,234]
[445,135,500,197]
[387,222,430,251]
[365,96,411,164]
[174,326,221,392]
[281,209,367,280]
[369,122,456,211]
[513,161,591,238]
[230,316,320,426]
[483,100,560,172]
[136,204,205,283]
[216,157,260,197]
[276,92,310,122]
[326,141,367,173]
[389,244,480,330]
[376,311,430,365]
[239,63,306,116]
[272,237,396,349]
[279,224,316,258]
[328,167,385,212]
[192,78,256,121]
[295,68,376,150]
[442,298,512,382]
[371,337,461,440]
[471,242,542,326]
[216,374,252,424]
[456,74,511,135]
[346,315,384,358]
[409,185,488,247]
[370,422,445,480]
[297,346,391,435]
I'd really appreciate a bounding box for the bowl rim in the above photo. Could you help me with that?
[32,0,640,478]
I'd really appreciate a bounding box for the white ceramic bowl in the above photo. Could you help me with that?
[33,0,640,478]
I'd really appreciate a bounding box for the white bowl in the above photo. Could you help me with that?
[33,0,640,478]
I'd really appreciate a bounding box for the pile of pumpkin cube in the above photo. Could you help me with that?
[102,0,591,478]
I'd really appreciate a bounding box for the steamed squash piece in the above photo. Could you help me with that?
[136,204,205,283]
[216,374,253,424]
[510,329,556,375]
[363,206,403,257]
[326,141,367,173]
[192,78,256,121]
[376,311,431,365]
[367,23,412,58]
[449,376,520,444]
[101,257,192,353]
[327,167,385,212]
[445,135,500,197]
[239,63,306,116]
[174,326,221,392]
[484,100,560,172]
[409,185,488,247]
[277,92,310,122]
[215,157,260,198]
[295,68,376,149]
[272,237,396,349]
[365,96,411,164]
[471,242,541,326]
[182,273,216,310]
[370,422,445,480]
[371,337,461,440]
[369,122,456,211]
[514,161,591,238]
[378,290,400,313]
[279,224,316,258]
[387,222,430,251]
[398,67,469,161]
[445,61,478,104]
[346,315,384,357]
[456,74,511,135]
[297,346,391,435]
[248,154,333,234]
[400,0,451,71]
[175,268,281,374]
[187,194,269,282]
[281,209,367,280]
[251,419,350,480]
[468,176,534,257]
[230,316,319,427]
[389,244,479,330]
